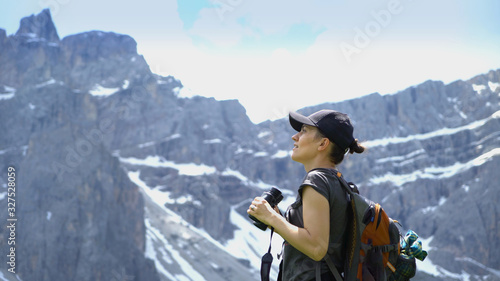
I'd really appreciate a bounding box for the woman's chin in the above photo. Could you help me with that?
[290,151,301,163]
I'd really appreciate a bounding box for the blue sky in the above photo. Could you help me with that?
[1,0,500,123]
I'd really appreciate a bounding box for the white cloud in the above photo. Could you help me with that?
[188,6,256,48]
[143,27,500,123]
[187,0,336,49]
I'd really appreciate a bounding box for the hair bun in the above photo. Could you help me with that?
[349,139,365,154]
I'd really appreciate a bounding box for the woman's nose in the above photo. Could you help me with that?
[292,132,298,141]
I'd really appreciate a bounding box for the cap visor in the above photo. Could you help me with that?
[289,111,316,132]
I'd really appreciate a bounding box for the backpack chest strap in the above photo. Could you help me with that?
[317,255,343,281]
[372,244,399,253]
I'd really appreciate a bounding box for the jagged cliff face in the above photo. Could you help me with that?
[0,9,258,281]
[1,9,499,281]
[0,9,162,281]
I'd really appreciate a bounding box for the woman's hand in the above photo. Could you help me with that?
[247,197,279,227]
[253,186,329,261]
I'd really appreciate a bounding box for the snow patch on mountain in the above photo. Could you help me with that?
[89,84,120,97]
[365,110,500,148]
[120,156,217,176]
[0,85,16,100]
[370,148,500,186]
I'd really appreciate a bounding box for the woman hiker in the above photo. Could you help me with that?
[248,109,365,281]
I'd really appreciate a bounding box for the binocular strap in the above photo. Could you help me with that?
[261,228,275,281]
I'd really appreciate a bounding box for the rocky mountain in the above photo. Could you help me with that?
[1,9,499,281]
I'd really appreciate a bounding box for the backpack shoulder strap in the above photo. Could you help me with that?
[335,171,359,195]
[332,171,364,281]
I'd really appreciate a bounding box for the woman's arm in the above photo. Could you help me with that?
[249,185,330,261]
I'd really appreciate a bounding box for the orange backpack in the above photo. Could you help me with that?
[322,172,402,281]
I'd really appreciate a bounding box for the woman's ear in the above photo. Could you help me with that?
[317,138,330,152]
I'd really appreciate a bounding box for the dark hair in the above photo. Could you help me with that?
[316,130,365,165]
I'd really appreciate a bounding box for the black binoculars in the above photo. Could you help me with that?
[249,187,283,231]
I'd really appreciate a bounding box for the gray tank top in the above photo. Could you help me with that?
[282,168,349,281]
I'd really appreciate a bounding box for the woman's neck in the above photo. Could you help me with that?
[303,158,336,172]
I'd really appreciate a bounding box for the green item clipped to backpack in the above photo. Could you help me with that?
[320,172,427,281]
[388,230,428,281]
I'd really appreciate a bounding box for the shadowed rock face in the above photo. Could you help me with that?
[1,9,499,281]
[0,9,160,281]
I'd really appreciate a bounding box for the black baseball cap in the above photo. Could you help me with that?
[289,109,355,151]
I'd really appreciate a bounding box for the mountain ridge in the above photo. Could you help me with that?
[1,9,499,281]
